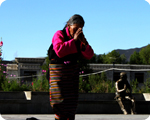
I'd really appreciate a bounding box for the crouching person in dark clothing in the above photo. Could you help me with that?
[115,72,136,115]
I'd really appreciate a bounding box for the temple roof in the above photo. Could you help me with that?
[15,57,45,64]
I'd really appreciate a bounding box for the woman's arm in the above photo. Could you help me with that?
[52,30,78,58]
[78,33,94,60]
[81,44,94,60]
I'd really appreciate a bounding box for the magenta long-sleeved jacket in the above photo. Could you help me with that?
[52,27,94,60]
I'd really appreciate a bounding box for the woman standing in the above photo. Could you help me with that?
[49,14,94,120]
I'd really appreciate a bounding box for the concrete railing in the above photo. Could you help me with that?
[0,92,150,114]
[89,64,150,71]
[77,93,150,114]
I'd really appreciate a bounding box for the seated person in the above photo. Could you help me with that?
[115,72,136,115]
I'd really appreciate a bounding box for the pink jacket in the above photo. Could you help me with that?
[52,27,94,60]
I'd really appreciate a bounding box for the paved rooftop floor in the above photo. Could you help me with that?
[1,114,150,120]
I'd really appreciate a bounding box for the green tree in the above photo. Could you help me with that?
[104,50,121,64]
[88,53,97,63]
[41,56,50,72]
[139,44,150,64]
[41,53,51,81]
[120,54,127,64]
[130,51,142,64]
[97,54,104,63]
[88,53,105,63]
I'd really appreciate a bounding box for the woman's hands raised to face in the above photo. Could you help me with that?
[68,23,87,45]
[73,28,83,41]
[74,28,87,45]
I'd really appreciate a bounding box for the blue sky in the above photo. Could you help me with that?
[0,0,150,61]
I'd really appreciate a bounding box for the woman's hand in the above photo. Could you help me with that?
[74,28,88,45]
[73,28,83,41]
[79,33,88,45]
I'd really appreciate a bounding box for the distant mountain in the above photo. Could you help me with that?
[115,45,147,62]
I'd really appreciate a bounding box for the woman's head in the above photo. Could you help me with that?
[67,14,85,26]
[65,14,85,38]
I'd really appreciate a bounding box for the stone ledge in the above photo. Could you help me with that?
[0,92,149,114]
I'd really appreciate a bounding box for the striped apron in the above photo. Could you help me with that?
[49,64,79,119]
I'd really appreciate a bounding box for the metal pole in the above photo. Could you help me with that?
[112,62,115,88]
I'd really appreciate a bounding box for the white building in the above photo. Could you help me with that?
[89,64,150,85]
[5,57,150,85]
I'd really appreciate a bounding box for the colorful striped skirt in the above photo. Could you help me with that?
[49,64,79,119]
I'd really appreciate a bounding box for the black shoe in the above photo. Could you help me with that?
[26,117,39,120]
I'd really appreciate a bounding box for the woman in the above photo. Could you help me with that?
[49,14,94,120]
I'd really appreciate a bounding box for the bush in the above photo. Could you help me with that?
[1,74,49,92]
[2,72,150,93]
[0,73,49,92]
[130,79,139,93]
[0,64,6,90]
[79,72,116,93]
[139,78,150,93]
[79,76,91,93]
[89,74,115,93]
[32,74,49,92]
[1,79,31,91]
